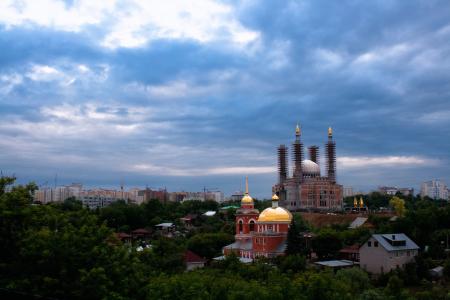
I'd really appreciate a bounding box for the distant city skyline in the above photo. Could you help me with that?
[0,0,449,197]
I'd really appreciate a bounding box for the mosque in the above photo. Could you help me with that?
[223,177,292,259]
[272,125,343,211]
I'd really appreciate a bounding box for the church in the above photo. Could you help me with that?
[272,125,343,211]
[223,178,292,259]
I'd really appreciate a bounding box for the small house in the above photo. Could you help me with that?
[360,233,419,274]
[184,250,206,271]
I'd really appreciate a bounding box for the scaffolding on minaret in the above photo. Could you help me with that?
[292,124,304,180]
[278,144,288,184]
[325,126,336,183]
[308,145,319,164]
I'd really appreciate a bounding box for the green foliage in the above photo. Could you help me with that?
[286,216,308,256]
[344,192,390,210]
[444,258,450,278]
[390,196,406,216]
[0,176,16,196]
[59,197,84,211]
[139,238,185,273]
[1,177,449,299]
[384,275,410,300]
[99,200,146,230]
[336,268,371,293]
[187,232,234,259]
[312,228,343,259]
[358,289,385,300]
[278,254,306,273]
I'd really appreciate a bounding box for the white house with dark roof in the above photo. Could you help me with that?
[360,233,419,274]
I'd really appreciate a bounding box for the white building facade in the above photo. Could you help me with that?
[360,233,419,274]
[420,180,448,200]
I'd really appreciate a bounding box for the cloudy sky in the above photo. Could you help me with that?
[0,0,449,197]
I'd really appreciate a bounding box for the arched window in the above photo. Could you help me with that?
[238,220,243,233]
[249,220,255,232]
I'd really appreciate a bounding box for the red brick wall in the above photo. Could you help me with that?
[235,213,259,234]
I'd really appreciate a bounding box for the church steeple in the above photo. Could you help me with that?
[241,176,254,207]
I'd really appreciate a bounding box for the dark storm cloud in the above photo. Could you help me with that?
[0,0,449,197]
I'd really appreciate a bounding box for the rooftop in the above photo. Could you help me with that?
[203,211,216,216]
[315,260,354,268]
[184,250,206,263]
[348,217,368,229]
[371,233,419,251]
[155,223,174,228]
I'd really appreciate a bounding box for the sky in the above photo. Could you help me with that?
[0,0,449,198]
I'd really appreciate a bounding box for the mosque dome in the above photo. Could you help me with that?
[258,206,292,222]
[302,159,320,175]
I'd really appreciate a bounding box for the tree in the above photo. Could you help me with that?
[390,196,405,217]
[187,232,234,259]
[286,216,308,256]
[336,267,371,293]
[140,237,185,273]
[0,176,16,196]
[278,254,306,273]
[312,229,343,259]
[359,289,385,300]
[384,275,409,300]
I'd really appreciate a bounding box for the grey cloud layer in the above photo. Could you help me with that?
[0,0,449,196]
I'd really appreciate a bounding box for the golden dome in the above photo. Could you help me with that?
[328,126,333,137]
[241,194,253,203]
[258,207,292,222]
[272,194,279,201]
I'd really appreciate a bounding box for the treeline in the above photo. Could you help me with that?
[344,191,449,210]
[1,177,450,299]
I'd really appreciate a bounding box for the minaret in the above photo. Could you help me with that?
[292,124,304,180]
[277,144,288,184]
[308,145,319,164]
[325,126,336,183]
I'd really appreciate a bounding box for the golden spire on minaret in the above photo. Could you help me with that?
[295,123,301,136]
[328,126,333,137]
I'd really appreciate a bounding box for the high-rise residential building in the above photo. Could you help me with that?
[34,184,146,208]
[343,187,354,198]
[272,125,343,211]
[166,190,225,202]
[33,183,83,203]
[420,180,449,200]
